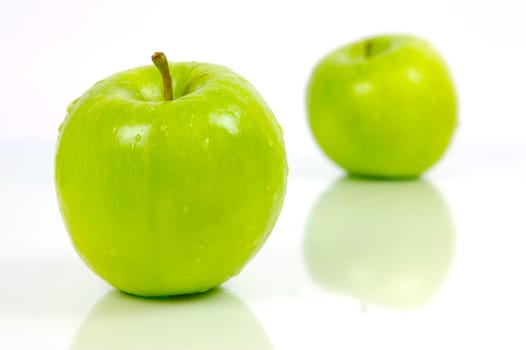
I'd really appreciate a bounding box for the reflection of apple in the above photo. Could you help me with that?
[71,289,272,350]
[55,53,287,297]
[306,34,457,178]
[304,178,455,309]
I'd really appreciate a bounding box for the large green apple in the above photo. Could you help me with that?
[71,289,272,350]
[55,53,287,297]
[304,178,455,309]
[307,34,457,178]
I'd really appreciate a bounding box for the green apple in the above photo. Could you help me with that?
[306,34,457,178]
[55,53,287,297]
[71,289,272,350]
[304,178,454,309]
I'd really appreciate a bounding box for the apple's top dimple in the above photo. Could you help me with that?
[331,35,429,65]
[360,36,397,58]
[138,84,164,102]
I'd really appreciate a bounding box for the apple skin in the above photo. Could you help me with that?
[55,62,287,297]
[304,178,454,309]
[71,289,272,350]
[306,34,457,178]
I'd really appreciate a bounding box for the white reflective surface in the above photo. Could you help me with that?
[1,139,525,349]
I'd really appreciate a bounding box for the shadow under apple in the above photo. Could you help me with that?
[304,177,455,310]
[71,288,273,350]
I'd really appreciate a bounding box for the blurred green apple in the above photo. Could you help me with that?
[304,178,455,309]
[71,289,272,350]
[306,34,457,178]
[55,53,288,297]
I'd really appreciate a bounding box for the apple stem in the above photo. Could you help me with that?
[151,52,173,101]
[365,40,373,58]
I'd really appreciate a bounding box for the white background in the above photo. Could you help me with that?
[1,0,526,349]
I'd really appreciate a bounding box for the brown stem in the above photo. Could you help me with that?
[151,52,173,101]
[365,40,373,58]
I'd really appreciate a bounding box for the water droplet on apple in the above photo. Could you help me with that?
[272,192,278,200]
[131,144,136,149]
[252,239,258,247]
[267,135,274,147]
[199,244,204,250]
[194,257,201,263]
[58,122,64,133]
[203,138,210,149]
[66,98,79,113]
[183,205,189,213]
[277,124,284,136]
[135,134,142,142]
